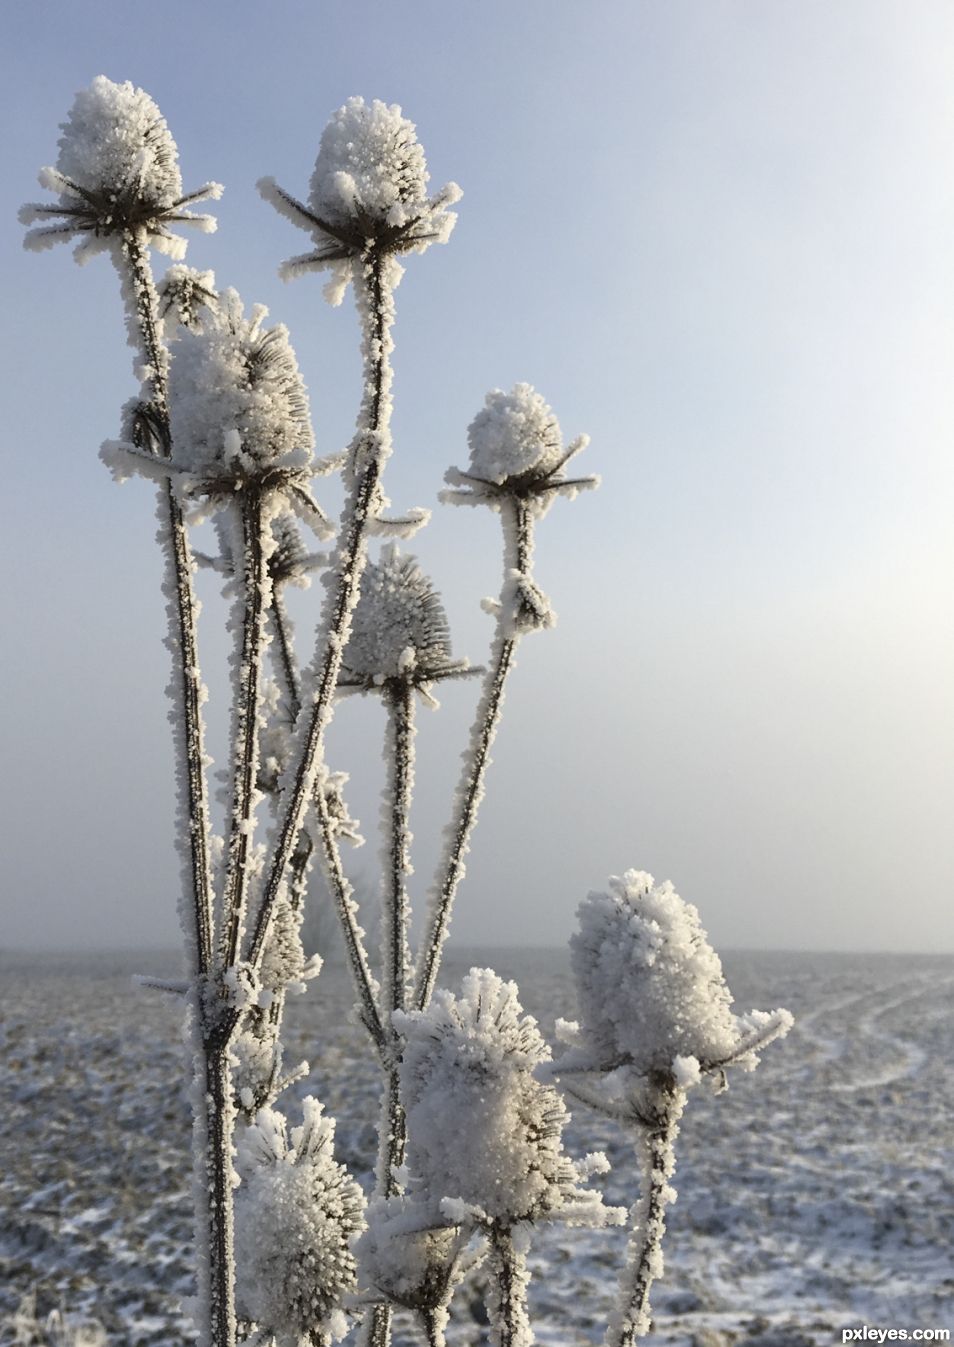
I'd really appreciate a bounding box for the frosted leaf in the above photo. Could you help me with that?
[20,77,221,259]
[234,1099,365,1346]
[341,544,453,683]
[357,1196,465,1314]
[567,870,793,1080]
[168,288,314,483]
[394,968,615,1227]
[158,264,217,332]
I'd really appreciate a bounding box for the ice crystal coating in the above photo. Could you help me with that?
[342,544,452,682]
[395,968,613,1227]
[257,96,460,294]
[310,98,429,231]
[20,76,221,262]
[467,385,565,486]
[569,870,793,1078]
[234,1099,364,1345]
[159,264,217,331]
[357,1196,463,1314]
[168,288,314,481]
[57,76,182,208]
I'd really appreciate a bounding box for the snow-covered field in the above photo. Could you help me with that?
[1,948,951,1346]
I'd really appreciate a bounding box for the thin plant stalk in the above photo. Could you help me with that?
[608,1096,680,1347]
[419,1309,447,1347]
[118,231,232,1347]
[240,251,395,991]
[270,592,385,1050]
[413,496,532,1010]
[487,1227,532,1347]
[222,489,270,969]
[363,679,416,1347]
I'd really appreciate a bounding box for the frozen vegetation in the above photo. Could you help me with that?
[12,75,820,1347]
[1,950,952,1345]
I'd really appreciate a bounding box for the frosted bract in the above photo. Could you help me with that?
[234,1099,364,1345]
[311,98,429,231]
[342,544,452,682]
[56,76,183,211]
[159,265,217,332]
[395,968,599,1226]
[168,289,314,480]
[467,385,564,486]
[570,870,774,1077]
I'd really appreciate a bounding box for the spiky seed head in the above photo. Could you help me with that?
[343,544,452,682]
[234,1099,365,1345]
[168,288,314,481]
[466,384,565,487]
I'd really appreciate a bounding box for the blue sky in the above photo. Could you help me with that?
[2,1,953,952]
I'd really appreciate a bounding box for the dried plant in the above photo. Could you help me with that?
[22,78,792,1347]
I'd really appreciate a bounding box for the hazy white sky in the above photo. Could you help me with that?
[2,1,952,953]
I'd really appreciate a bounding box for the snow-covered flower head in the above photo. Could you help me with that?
[234,1099,365,1345]
[160,289,332,532]
[566,871,793,1083]
[310,98,430,233]
[341,544,472,691]
[394,968,615,1228]
[258,97,461,296]
[20,76,221,263]
[443,384,597,513]
[357,1196,466,1316]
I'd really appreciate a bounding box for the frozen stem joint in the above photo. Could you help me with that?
[258,96,461,301]
[20,75,221,262]
[234,1098,365,1346]
[564,870,793,1092]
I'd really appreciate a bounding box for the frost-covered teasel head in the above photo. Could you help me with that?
[163,289,332,533]
[20,76,222,263]
[564,871,793,1085]
[234,1098,365,1345]
[340,545,474,693]
[394,968,620,1229]
[443,384,597,513]
[357,1196,467,1318]
[258,97,461,295]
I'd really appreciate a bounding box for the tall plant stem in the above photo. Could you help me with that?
[487,1227,532,1347]
[382,680,414,1023]
[608,1099,679,1347]
[119,232,229,1347]
[236,249,395,1023]
[122,231,214,980]
[363,681,416,1347]
[222,490,269,969]
[413,497,532,1010]
[270,592,385,1050]
[419,1309,447,1347]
